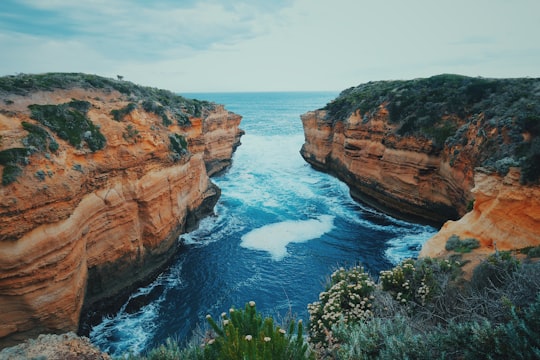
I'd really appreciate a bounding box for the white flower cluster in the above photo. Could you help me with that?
[308,266,375,345]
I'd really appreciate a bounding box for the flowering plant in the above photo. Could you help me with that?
[307,266,376,346]
[380,258,459,306]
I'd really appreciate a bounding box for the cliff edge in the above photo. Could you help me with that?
[301,75,540,262]
[0,73,243,348]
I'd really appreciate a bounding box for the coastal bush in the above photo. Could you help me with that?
[322,75,540,182]
[142,100,172,126]
[22,121,59,153]
[331,295,540,360]
[309,255,540,359]
[111,102,138,121]
[169,133,188,161]
[471,251,520,290]
[204,301,313,360]
[445,234,480,253]
[0,73,211,125]
[29,100,106,151]
[123,124,140,143]
[307,265,376,347]
[380,257,461,307]
[0,147,29,185]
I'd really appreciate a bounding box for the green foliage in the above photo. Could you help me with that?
[123,124,140,143]
[0,147,29,185]
[520,246,540,258]
[0,73,212,124]
[1,163,23,185]
[111,102,138,121]
[323,75,540,182]
[22,121,59,153]
[169,133,188,161]
[445,234,480,253]
[380,257,460,307]
[203,301,313,360]
[332,297,540,360]
[313,256,540,359]
[29,100,106,151]
[142,100,172,126]
[332,315,432,359]
[471,251,520,289]
[307,266,376,347]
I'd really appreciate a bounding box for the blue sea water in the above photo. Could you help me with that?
[89,92,437,356]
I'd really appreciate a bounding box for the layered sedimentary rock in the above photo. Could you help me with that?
[0,73,243,348]
[420,168,540,271]
[301,74,540,260]
[301,108,468,225]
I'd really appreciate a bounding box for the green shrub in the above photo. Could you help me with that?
[29,100,106,151]
[0,147,29,185]
[471,251,520,290]
[142,100,172,126]
[204,301,313,360]
[169,133,188,161]
[123,124,140,143]
[111,102,138,121]
[380,257,460,307]
[22,121,59,153]
[2,163,22,185]
[332,315,432,360]
[307,265,376,347]
[445,234,480,253]
[333,297,540,360]
[521,246,540,258]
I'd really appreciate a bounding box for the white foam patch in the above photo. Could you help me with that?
[241,215,335,260]
[385,228,437,264]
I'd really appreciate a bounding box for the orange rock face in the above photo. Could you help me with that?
[420,168,540,268]
[300,108,471,225]
[0,87,242,348]
[301,103,540,274]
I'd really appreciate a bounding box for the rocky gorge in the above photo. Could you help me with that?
[0,73,243,349]
[301,74,540,268]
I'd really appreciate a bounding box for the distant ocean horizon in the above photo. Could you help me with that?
[89,91,437,356]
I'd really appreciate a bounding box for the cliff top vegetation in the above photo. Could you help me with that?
[0,72,215,119]
[323,74,540,183]
[0,73,213,186]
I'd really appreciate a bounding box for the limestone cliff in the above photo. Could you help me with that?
[420,167,540,273]
[301,75,540,257]
[0,73,243,348]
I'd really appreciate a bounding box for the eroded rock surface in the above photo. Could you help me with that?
[0,73,243,348]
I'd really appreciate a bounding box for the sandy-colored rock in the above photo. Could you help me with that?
[0,332,109,360]
[0,86,242,348]
[300,108,470,225]
[420,168,540,274]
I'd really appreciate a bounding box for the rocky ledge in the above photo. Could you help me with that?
[0,73,243,348]
[301,74,540,261]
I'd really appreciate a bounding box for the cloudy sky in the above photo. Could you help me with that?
[0,0,539,92]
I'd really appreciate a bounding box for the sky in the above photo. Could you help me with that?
[0,0,539,92]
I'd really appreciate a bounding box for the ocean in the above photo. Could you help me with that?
[89,91,437,356]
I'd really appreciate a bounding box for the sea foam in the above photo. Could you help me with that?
[240,215,335,260]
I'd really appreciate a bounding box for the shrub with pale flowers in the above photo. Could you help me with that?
[380,257,459,306]
[307,265,376,346]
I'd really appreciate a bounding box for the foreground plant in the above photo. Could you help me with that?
[204,301,313,360]
[307,265,376,347]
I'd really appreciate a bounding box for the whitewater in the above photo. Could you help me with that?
[89,92,437,356]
